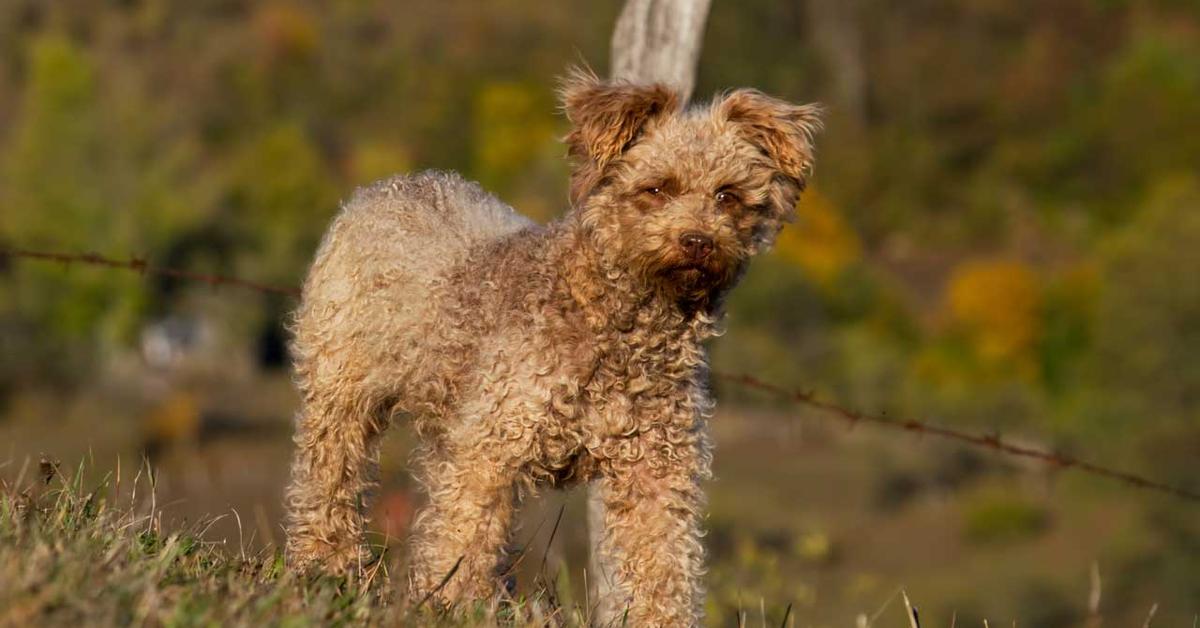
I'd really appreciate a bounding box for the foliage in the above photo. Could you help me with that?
[774,188,861,287]
[946,259,1042,368]
[0,35,146,354]
[1090,176,1200,429]
[224,122,337,285]
[962,488,1050,545]
[0,1,1197,624]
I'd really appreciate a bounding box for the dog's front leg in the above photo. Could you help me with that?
[407,442,520,610]
[595,428,711,627]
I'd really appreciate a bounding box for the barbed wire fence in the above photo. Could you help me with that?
[1,247,301,297]
[2,245,1197,504]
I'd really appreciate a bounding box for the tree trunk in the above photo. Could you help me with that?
[806,0,866,125]
[585,483,615,620]
[609,0,712,102]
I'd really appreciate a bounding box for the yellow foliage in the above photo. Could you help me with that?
[145,391,201,445]
[774,189,861,285]
[945,259,1042,363]
[349,141,410,186]
[472,82,556,190]
[794,529,833,562]
[255,4,319,62]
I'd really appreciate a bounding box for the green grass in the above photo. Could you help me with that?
[0,463,572,627]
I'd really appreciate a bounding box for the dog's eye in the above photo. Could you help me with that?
[644,186,663,196]
[715,190,739,206]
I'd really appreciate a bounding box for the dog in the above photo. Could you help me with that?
[284,68,821,625]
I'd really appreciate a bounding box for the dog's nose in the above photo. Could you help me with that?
[679,232,714,261]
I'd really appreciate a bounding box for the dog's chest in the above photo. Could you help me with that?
[528,324,705,475]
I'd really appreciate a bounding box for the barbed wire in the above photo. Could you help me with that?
[2,245,1197,504]
[716,372,1199,503]
[0,247,301,297]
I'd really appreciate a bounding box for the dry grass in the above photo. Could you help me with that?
[2,456,1181,627]
[0,460,579,627]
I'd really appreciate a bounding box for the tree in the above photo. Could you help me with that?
[609,0,711,101]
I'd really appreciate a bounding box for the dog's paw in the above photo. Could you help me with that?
[285,536,374,577]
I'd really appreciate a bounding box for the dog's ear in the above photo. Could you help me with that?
[719,90,822,246]
[560,68,680,206]
[718,89,823,194]
[715,88,820,225]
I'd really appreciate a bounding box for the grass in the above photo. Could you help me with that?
[0,460,573,627]
[1,441,1184,627]
[0,456,940,628]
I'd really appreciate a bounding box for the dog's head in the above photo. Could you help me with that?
[561,68,822,304]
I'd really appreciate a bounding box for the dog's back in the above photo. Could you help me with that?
[333,170,531,282]
[290,171,533,412]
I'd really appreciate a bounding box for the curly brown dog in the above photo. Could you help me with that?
[284,69,821,626]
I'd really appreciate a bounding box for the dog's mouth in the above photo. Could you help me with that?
[633,244,741,301]
[660,258,731,291]
[669,262,706,274]
[664,261,712,278]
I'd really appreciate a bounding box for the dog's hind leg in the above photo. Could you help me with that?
[284,386,386,574]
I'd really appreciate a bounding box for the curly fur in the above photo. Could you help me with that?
[284,71,821,626]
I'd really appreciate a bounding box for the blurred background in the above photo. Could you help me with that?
[0,1,1197,625]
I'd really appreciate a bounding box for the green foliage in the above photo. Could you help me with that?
[2,1,1196,405]
[962,490,1050,545]
[0,3,1197,620]
[705,521,823,623]
[1090,177,1200,426]
[1035,268,1096,396]
[471,81,556,195]
[0,35,146,358]
[225,123,338,285]
[1093,30,1200,196]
